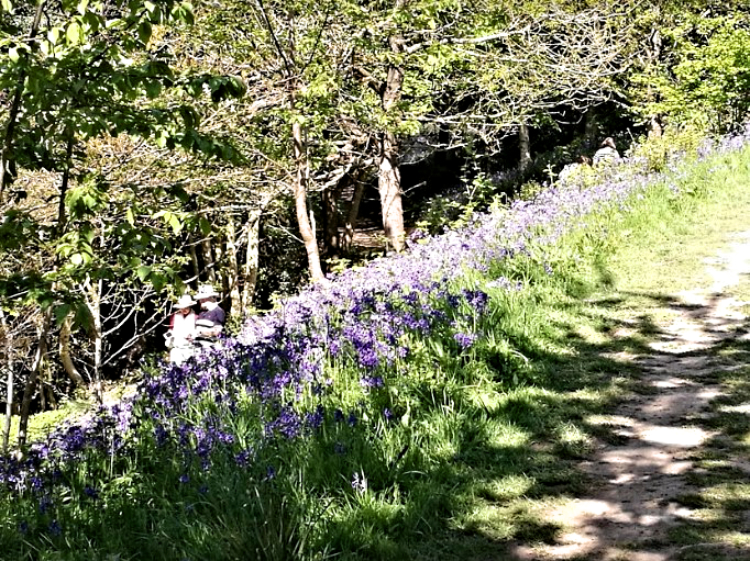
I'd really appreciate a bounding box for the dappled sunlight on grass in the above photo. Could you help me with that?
[4,144,750,560]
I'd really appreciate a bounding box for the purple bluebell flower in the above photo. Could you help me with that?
[454,332,478,349]
[305,406,325,430]
[266,465,276,480]
[359,376,384,389]
[39,495,53,514]
[234,449,252,467]
[48,520,62,536]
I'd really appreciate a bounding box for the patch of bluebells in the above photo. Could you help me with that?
[454,332,478,349]
[2,129,749,513]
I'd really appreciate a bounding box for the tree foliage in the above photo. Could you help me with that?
[2,0,750,430]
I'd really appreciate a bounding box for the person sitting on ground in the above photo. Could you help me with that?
[593,137,620,165]
[194,284,225,338]
[558,154,592,184]
[166,294,197,364]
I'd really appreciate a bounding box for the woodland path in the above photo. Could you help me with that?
[510,232,750,561]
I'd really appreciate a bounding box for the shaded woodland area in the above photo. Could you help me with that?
[1,0,750,448]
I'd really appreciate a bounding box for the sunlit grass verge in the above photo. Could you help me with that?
[668,360,750,561]
[2,137,750,561]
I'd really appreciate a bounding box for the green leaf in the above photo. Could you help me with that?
[199,217,211,236]
[66,21,82,46]
[48,27,60,46]
[168,213,182,234]
[145,79,162,98]
[8,47,18,63]
[150,272,166,292]
[136,265,151,281]
[74,301,94,333]
[1,0,13,13]
[55,304,72,326]
[138,21,152,45]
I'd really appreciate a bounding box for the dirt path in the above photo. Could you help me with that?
[511,233,750,561]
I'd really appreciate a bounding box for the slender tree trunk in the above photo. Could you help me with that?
[240,211,261,314]
[19,131,73,446]
[59,316,85,387]
[378,131,406,253]
[1,309,13,455]
[322,185,340,258]
[0,1,45,203]
[647,26,663,139]
[213,233,230,300]
[202,238,217,284]
[584,109,598,150]
[342,174,365,255]
[55,135,81,388]
[189,242,200,285]
[292,121,327,283]
[377,2,408,253]
[226,215,242,319]
[44,383,56,410]
[88,279,103,404]
[518,124,532,173]
[18,310,52,448]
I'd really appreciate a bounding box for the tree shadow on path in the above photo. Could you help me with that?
[401,288,750,561]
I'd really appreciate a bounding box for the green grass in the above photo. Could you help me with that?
[668,360,750,560]
[5,397,90,447]
[401,147,750,559]
[4,145,750,560]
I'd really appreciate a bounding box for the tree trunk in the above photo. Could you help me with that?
[377,131,406,253]
[518,124,532,173]
[377,3,408,253]
[189,242,200,286]
[1,309,13,455]
[202,237,216,284]
[584,109,598,150]
[322,185,340,258]
[292,121,327,283]
[59,316,85,387]
[18,129,73,446]
[342,174,365,256]
[240,211,261,314]
[0,1,44,204]
[18,310,52,448]
[647,27,663,139]
[213,232,230,300]
[88,279,103,404]
[226,215,242,319]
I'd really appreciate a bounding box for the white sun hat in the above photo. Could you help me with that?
[195,284,220,300]
[174,294,196,310]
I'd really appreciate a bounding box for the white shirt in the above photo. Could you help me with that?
[593,146,620,165]
[171,311,196,346]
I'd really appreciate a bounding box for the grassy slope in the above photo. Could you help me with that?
[403,148,750,560]
[3,146,750,560]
